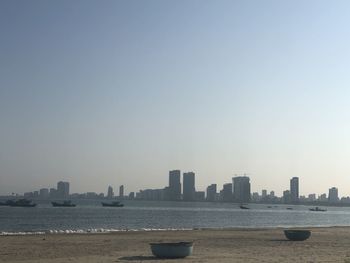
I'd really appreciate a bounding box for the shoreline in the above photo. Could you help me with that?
[2,227,350,262]
[2,225,350,236]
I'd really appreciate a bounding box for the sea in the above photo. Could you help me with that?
[1,200,350,235]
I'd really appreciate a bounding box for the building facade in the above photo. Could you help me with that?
[233,176,251,203]
[290,177,299,203]
[183,172,195,201]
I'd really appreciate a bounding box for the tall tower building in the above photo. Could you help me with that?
[290,177,299,203]
[107,186,114,199]
[222,183,233,202]
[119,185,124,198]
[183,172,195,201]
[169,170,181,201]
[328,187,339,203]
[206,184,217,201]
[57,181,69,199]
[233,176,251,203]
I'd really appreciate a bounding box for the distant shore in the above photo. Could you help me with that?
[1,227,350,262]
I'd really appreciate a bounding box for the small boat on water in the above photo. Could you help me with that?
[286,207,293,210]
[101,201,124,207]
[52,200,76,207]
[309,206,327,212]
[9,199,37,207]
[239,205,250,209]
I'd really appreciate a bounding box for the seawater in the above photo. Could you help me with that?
[1,200,350,235]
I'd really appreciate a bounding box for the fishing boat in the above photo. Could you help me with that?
[52,200,76,207]
[101,201,124,207]
[309,206,327,212]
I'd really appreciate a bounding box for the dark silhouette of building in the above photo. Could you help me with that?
[168,170,181,201]
[107,186,114,199]
[221,183,233,202]
[57,181,69,199]
[283,190,291,203]
[206,184,217,201]
[290,177,299,203]
[119,185,124,198]
[328,187,339,203]
[195,191,205,201]
[183,172,195,201]
[233,176,251,203]
[39,188,49,199]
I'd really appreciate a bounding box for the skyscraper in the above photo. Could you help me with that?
[57,181,69,199]
[290,177,299,203]
[328,187,339,203]
[222,183,233,202]
[119,185,124,198]
[183,172,195,201]
[107,186,114,199]
[233,176,251,203]
[206,184,217,201]
[168,170,181,201]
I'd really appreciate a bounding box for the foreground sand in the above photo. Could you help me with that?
[1,227,350,262]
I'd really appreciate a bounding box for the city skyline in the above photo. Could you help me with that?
[2,1,350,196]
[4,172,347,205]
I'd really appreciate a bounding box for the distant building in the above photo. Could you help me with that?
[57,181,70,199]
[195,191,205,201]
[39,188,49,199]
[221,183,233,202]
[49,188,57,198]
[308,194,316,202]
[129,192,135,200]
[290,177,299,203]
[252,192,260,202]
[233,176,251,203]
[262,190,267,199]
[119,185,124,198]
[183,172,195,201]
[107,186,114,199]
[328,187,339,203]
[168,170,181,201]
[318,193,327,202]
[270,191,275,198]
[206,184,217,201]
[283,190,291,204]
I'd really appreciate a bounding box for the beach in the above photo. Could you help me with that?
[1,227,350,262]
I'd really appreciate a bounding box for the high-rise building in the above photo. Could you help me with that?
[39,188,49,199]
[119,185,124,198]
[290,177,299,203]
[206,184,217,201]
[283,190,291,204]
[168,170,181,201]
[270,191,275,197]
[222,183,233,202]
[262,190,267,199]
[107,186,114,199]
[328,187,339,203]
[233,176,251,203]
[183,172,195,201]
[57,181,69,199]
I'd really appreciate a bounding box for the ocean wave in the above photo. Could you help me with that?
[0,228,193,236]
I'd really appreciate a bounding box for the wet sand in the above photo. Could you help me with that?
[1,227,350,262]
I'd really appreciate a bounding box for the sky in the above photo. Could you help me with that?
[1,0,350,197]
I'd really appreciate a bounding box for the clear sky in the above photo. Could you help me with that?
[1,0,350,197]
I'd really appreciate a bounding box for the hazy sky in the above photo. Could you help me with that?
[1,0,350,197]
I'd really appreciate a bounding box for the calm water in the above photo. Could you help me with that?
[1,200,350,234]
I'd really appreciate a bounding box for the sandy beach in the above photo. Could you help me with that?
[1,227,350,262]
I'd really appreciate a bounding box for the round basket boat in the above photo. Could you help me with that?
[284,230,311,241]
[150,242,193,258]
